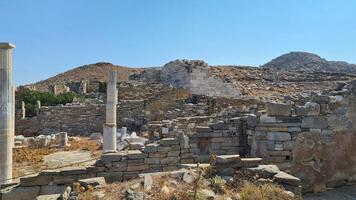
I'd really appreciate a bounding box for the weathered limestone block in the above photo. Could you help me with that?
[274,171,301,187]
[160,157,179,165]
[167,150,180,157]
[100,152,123,163]
[39,185,66,195]
[295,102,320,116]
[157,146,171,152]
[266,102,292,116]
[127,150,147,160]
[160,138,180,146]
[97,172,123,183]
[196,126,211,132]
[267,132,291,141]
[288,127,301,132]
[37,194,61,200]
[301,116,327,129]
[144,158,160,165]
[247,164,280,178]
[214,155,240,164]
[60,167,87,175]
[143,143,159,153]
[127,164,148,172]
[260,114,276,123]
[1,186,40,200]
[78,177,106,188]
[20,174,52,186]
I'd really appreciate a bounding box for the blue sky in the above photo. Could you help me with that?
[1,0,356,86]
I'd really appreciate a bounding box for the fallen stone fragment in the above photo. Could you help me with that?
[143,174,153,190]
[274,171,301,187]
[78,177,106,189]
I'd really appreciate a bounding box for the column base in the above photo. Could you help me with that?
[103,123,117,151]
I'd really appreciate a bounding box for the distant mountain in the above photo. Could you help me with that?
[262,52,356,74]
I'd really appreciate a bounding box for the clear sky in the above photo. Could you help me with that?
[1,0,356,86]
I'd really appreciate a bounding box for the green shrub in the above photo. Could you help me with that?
[209,176,227,194]
[16,89,76,116]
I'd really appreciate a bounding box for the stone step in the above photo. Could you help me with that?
[214,155,241,164]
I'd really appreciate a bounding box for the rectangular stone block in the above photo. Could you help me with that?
[100,152,123,162]
[143,143,159,153]
[288,127,301,132]
[266,102,292,116]
[160,138,180,146]
[158,146,171,152]
[180,158,195,163]
[97,172,123,183]
[274,143,284,151]
[127,159,144,164]
[52,176,76,185]
[196,126,211,132]
[257,126,288,132]
[149,152,167,158]
[127,150,147,160]
[267,132,291,141]
[127,164,149,172]
[160,157,179,165]
[111,161,127,171]
[60,167,87,176]
[171,145,181,150]
[167,150,180,157]
[145,158,160,165]
[301,116,327,129]
[20,175,52,186]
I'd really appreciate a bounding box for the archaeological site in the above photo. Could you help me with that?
[1,41,356,200]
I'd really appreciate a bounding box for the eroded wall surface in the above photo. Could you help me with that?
[250,92,356,192]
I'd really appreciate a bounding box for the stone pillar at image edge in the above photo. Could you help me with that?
[0,42,15,185]
[103,70,117,151]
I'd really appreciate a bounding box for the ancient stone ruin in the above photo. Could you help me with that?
[1,43,356,199]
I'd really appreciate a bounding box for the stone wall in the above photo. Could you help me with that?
[160,59,242,98]
[249,90,356,192]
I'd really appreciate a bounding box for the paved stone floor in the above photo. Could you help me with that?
[304,186,356,200]
[43,150,94,168]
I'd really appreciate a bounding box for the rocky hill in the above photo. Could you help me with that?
[25,62,144,91]
[262,52,356,74]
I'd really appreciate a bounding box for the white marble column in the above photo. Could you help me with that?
[21,101,25,119]
[103,70,117,151]
[0,43,15,185]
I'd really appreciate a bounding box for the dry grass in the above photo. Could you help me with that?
[239,182,292,200]
[13,137,101,177]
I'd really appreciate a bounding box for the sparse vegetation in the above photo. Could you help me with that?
[239,182,292,200]
[16,89,76,116]
[13,137,101,177]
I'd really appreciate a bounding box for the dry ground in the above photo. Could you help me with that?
[13,137,101,178]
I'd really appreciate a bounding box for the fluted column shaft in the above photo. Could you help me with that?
[103,70,117,151]
[0,43,15,185]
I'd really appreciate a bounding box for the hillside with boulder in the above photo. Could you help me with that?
[262,52,356,74]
